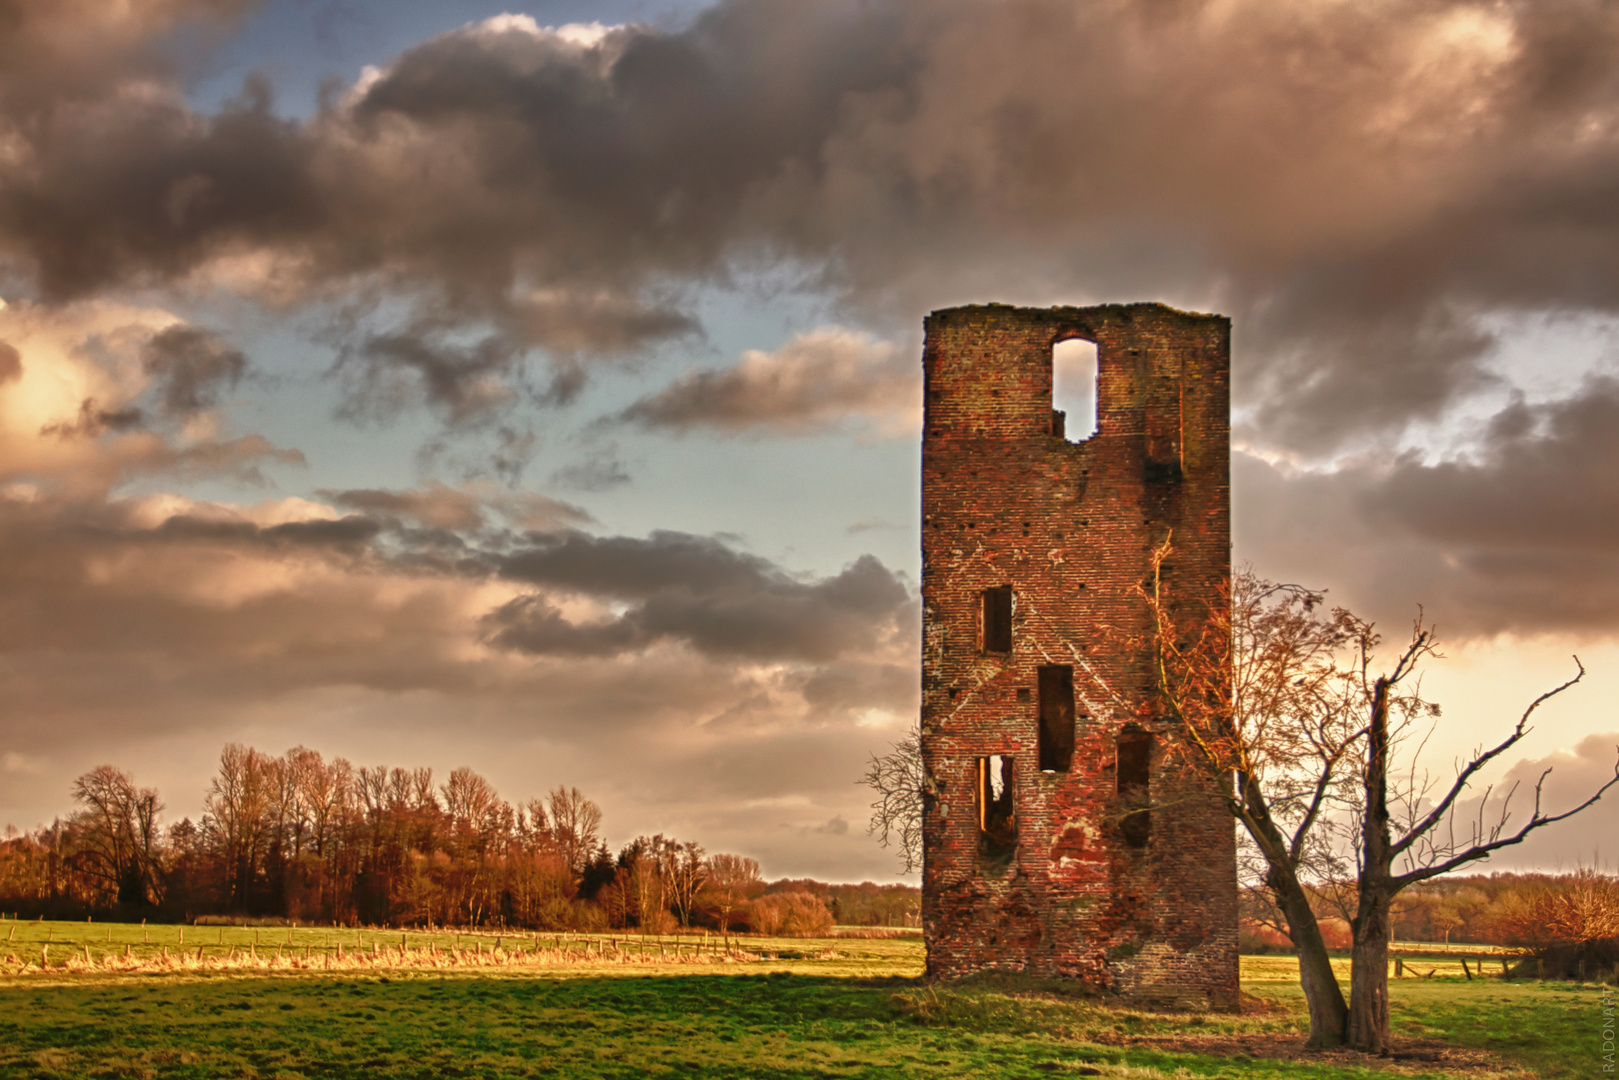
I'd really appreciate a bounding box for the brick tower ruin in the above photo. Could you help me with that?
[919,302,1237,1008]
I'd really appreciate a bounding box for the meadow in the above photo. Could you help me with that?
[0,919,1608,1079]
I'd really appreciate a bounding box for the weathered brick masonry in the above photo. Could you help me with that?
[919,302,1237,1009]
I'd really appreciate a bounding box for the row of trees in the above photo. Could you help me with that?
[1241,870,1619,952]
[0,745,919,934]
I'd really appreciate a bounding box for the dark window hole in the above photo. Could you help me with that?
[1037,666,1075,773]
[982,586,1013,653]
[976,754,1016,857]
[1117,726,1152,848]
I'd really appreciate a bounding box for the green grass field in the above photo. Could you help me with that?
[0,920,1609,1079]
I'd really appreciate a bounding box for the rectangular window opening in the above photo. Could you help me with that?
[982,586,1013,653]
[1037,666,1075,772]
[975,754,1017,857]
[1117,726,1152,848]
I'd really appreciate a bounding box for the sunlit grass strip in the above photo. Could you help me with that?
[4,941,771,976]
[0,918,858,977]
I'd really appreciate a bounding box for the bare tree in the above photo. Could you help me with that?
[68,765,163,907]
[280,746,322,859]
[442,766,503,852]
[548,786,603,881]
[667,840,707,928]
[1342,622,1617,1053]
[704,853,761,933]
[1142,563,1365,1045]
[1142,554,1619,1052]
[617,835,677,933]
[860,728,923,874]
[205,744,272,912]
[290,748,346,859]
[520,798,552,846]
[1489,869,1619,951]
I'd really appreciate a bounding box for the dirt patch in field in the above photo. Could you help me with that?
[1093,1032,1529,1077]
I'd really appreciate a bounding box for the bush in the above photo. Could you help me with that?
[1488,870,1619,950]
[749,892,834,937]
[640,908,677,935]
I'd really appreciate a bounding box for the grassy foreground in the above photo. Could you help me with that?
[0,922,1608,1079]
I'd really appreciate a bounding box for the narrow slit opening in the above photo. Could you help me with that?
[982,586,1013,653]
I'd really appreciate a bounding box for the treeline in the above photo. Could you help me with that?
[0,745,919,933]
[1241,870,1619,951]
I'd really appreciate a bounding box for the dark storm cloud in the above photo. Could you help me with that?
[0,76,321,297]
[40,398,145,439]
[5,0,1619,636]
[1237,377,1619,636]
[141,324,248,417]
[0,1,302,295]
[16,0,1619,450]
[1375,381,1619,556]
[335,330,522,426]
[0,341,20,383]
[497,529,784,598]
[150,511,383,551]
[328,483,484,531]
[487,532,911,661]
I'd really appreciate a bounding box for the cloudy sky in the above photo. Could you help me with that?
[2,0,1617,879]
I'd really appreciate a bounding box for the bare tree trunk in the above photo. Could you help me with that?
[1348,886,1392,1054]
[1242,783,1347,1046]
[1349,677,1393,1055]
[1272,871,1348,1046]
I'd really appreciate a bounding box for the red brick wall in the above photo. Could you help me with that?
[919,302,1238,1009]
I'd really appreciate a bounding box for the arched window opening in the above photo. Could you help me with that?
[1052,338,1099,441]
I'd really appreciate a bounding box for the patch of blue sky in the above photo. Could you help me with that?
[113,295,436,504]
[175,0,712,119]
[121,269,922,584]
[528,280,919,578]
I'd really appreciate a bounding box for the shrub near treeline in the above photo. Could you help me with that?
[0,745,918,935]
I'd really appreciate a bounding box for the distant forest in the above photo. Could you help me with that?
[0,745,919,933]
[1242,869,1619,952]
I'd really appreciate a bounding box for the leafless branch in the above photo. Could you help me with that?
[1394,752,1619,888]
[1391,658,1586,859]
